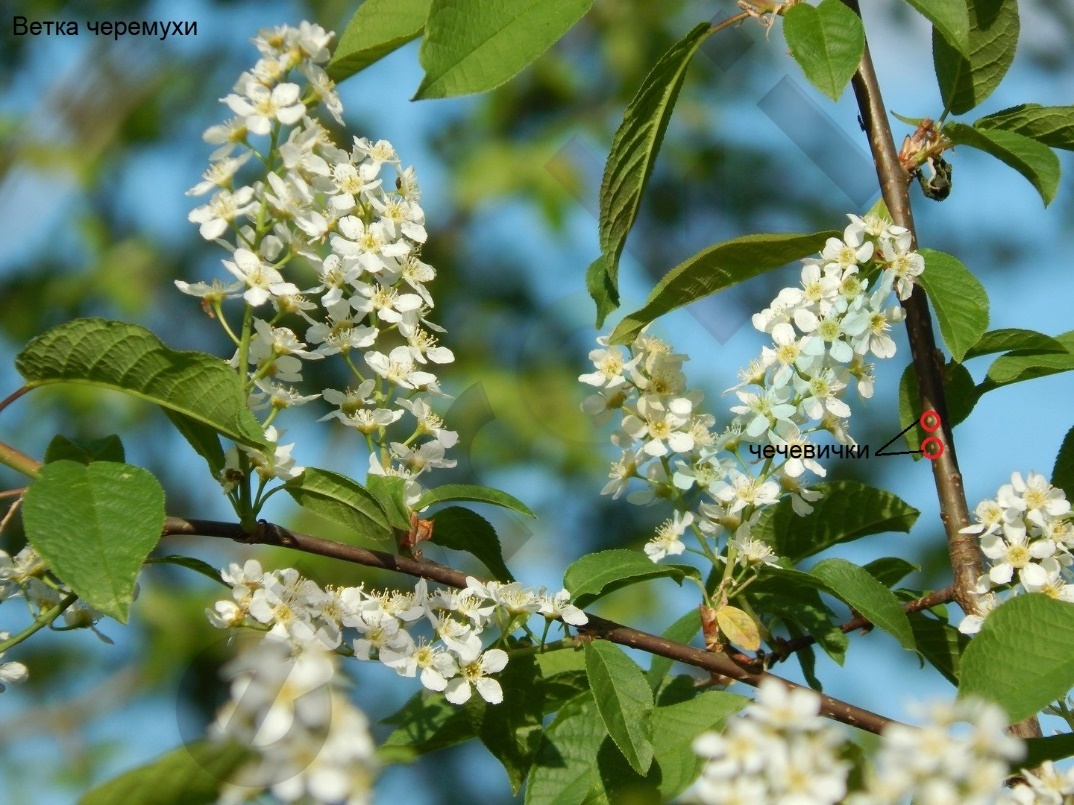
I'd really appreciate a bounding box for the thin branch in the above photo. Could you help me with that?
[841,0,980,616]
[163,515,902,735]
[0,387,29,417]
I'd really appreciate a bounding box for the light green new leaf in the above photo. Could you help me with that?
[899,360,978,456]
[900,0,971,54]
[944,123,1060,206]
[959,594,1074,722]
[980,330,1074,390]
[933,0,1019,116]
[752,480,919,563]
[977,103,1074,151]
[564,549,701,608]
[144,555,230,587]
[964,328,1066,361]
[1053,426,1074,501]
[414,0,592,99]
[650,691,749,799]
[1024,733,1074,768]
[415,483,534,517]
[590,22,714,327]
[15,319,266,449]
[429,506,515,582]
[328,0,432,81]
[809,558,916,651]
[22,461,164,623]
[584,642,654,775]
[916,248,989,362]
[525,693,606,805]
[79,741,250,805]
[284,468,393,543]
[782,0,865,101]
[609,231,836,345]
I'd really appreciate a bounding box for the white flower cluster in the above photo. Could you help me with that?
[213,636,377,805]
[0,545,113,656]
[959,471,1074,635]
[691,680,851,803]
[581,214,922,570]
[851,698,1025,805]
[692,682,1034,805]
[179,22,455,506]
[208,559,586,706]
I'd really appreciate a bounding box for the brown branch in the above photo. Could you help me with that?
[841,0,980,616]
[163,515,902,735]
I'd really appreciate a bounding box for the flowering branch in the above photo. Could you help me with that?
[841,0,981,616]
[161,514,901,734]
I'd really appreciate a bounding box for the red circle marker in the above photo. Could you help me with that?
[921,436,944,460]
[919,410,941,433]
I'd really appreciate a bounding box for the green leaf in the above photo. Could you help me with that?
[1052,425,1074,501]
[472,656,544,794]
[381,693,477,760]
[908,611,968,686]
[144,555,229,587]
[944,123,1060,206]
[15,319,265,449]
[590,22,714,327]
[933,0,1019,116]
[1024,733,1074,768]
[915,248,989,362]
[898,360,978,456]
[284,468,393,543]
[163,410,226,476]
[647,610,700,690]
[752,480,919,563]
[429,506,514,582]
[22,460,165,623]
[964,328,1066,361]
[959,594,1074,721]
[79,740,250,805]
[782,0,865,101]
[863,557,919,589]
[525,692,606,805]
[593,738,659,803]
[977,103,1074,151]
[609,232,836,345]
[44,434,125,465]
[809,558,916,651]
[901,0,971,54]
[651,691,749,800]
[415,483,535,517]
[328,0,432,81]
[365,474,412,531]
[980,330,1074,390]
[414,0,592,99]
[563,549,701,608]
[584,642,654,775]
[746,572,848,665]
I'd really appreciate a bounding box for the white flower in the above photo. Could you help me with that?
[222,249,300,307]
[644,511,693,562]
[188,186,256,240]
[444,648,508,705]
[225,82,306,136]
[365,347,438,390]
[538,589,588,626]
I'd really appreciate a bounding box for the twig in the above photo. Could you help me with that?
[840,0,980,616]
[163,515,902,735]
